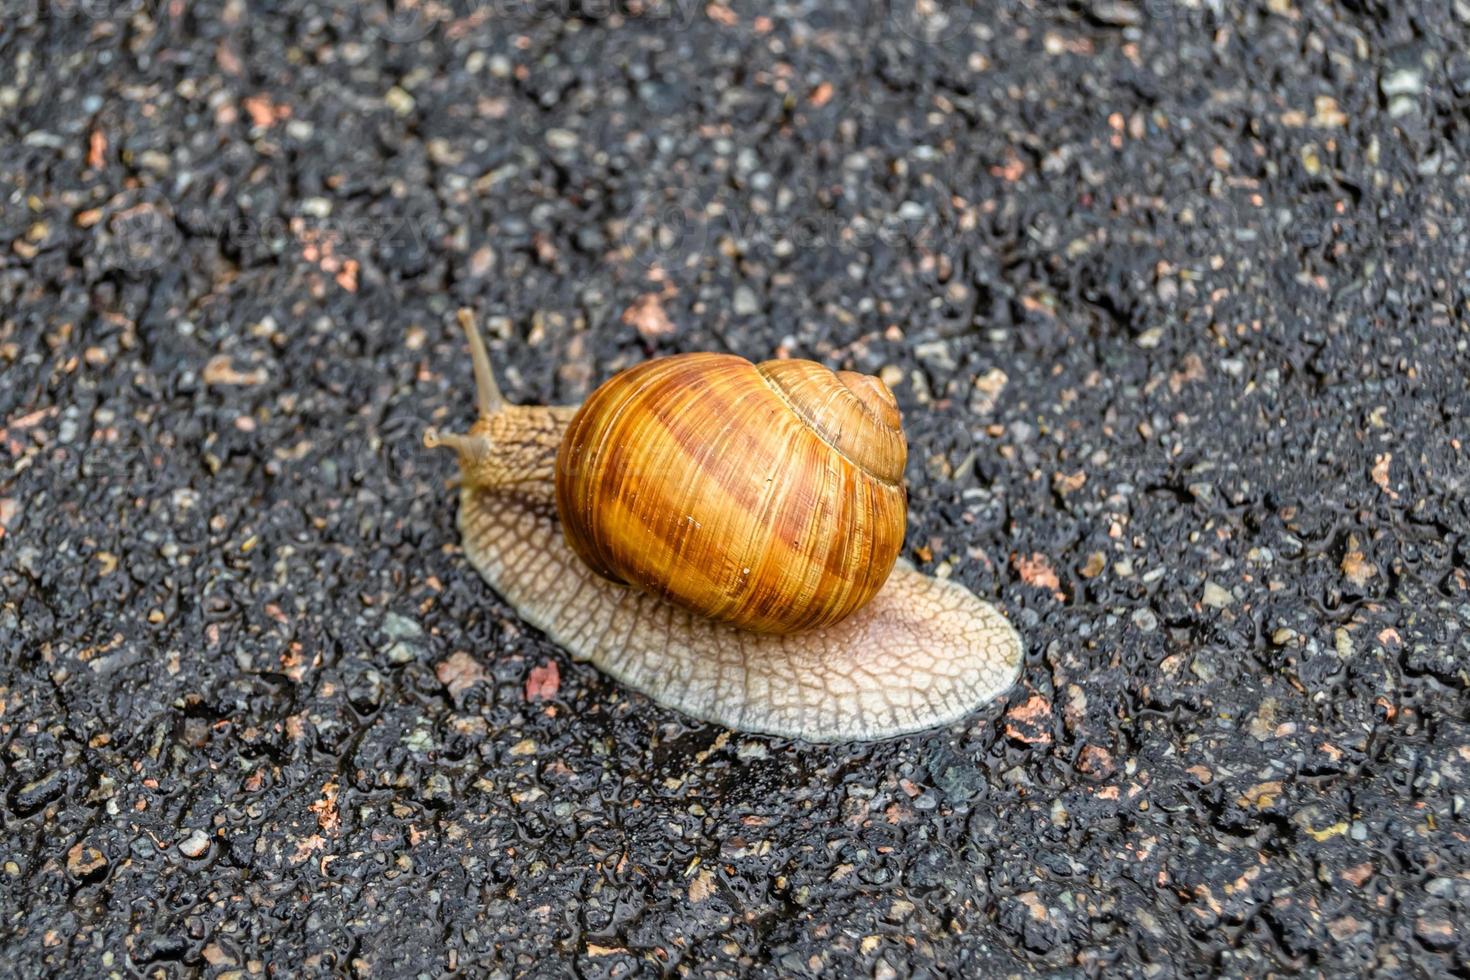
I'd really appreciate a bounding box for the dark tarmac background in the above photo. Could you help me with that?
[2,0,1468,976]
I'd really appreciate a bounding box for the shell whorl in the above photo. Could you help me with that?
[754,359,905,486]
[555,353,907,635]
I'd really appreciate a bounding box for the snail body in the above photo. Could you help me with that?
[426,312,1022,741]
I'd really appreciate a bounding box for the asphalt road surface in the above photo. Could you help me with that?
[2,0,1468,975]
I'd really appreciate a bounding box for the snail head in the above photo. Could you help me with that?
[423,309,566,499]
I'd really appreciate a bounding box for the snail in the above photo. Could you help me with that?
[425,310,1022,741]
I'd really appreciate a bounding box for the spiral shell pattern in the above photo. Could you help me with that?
[555,353,907,634]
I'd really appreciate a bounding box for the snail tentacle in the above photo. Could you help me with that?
[457,307,505,418]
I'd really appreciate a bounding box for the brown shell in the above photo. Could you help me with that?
[555,353,908,634]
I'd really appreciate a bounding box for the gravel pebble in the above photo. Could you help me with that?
[177,830,211,859]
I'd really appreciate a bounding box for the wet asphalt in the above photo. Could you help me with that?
[2,0,1469,976]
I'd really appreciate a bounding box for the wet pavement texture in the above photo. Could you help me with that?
[3,0,1469,976]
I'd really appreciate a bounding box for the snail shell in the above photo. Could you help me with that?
[425,312,1023,741]
[556,353,907,634]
